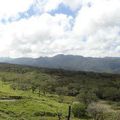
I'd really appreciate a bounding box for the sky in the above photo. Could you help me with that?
[0,0,120,58]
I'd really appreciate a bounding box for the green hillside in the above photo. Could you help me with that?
[0,63,120,120]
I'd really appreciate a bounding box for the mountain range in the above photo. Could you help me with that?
[0,54,120,73]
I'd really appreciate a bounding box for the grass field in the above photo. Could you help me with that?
[0,80,81,120]
[0,81,120,120]
[0,81,65,120]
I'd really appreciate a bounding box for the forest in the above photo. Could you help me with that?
[0,63,120,120]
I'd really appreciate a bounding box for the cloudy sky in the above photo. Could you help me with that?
[0,0,120,58]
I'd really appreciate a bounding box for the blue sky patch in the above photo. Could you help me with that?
[18,5,39,20]
[49,3,76,17]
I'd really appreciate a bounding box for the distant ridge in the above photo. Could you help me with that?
[0,54,120,73]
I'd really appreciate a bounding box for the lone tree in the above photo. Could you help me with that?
[77,88,98,106]
[72,102,87,118]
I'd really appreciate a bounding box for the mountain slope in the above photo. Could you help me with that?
[0,54,120,73]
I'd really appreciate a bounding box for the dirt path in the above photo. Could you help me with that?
[0,96,23,102]
[0,99,17,102]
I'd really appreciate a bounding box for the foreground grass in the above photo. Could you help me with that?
[0,81,80,120]
[0,81,119,120]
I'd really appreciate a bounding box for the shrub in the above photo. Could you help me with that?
[77,89,98,105]
[45,112,57,117]
[33,111,57,117]
[72,102,87,118]
[33,111,45,116]
[87,103,107,120]
[10,83,17,90]
[96,87,120,101]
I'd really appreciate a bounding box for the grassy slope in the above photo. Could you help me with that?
[0,64,120,120]
[0,80,119,120]
[0,80,71,120]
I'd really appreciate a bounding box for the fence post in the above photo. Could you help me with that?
[67,105,71,120]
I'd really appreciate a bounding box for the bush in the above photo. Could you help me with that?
[56,87,68,95]
[18,83,30,91]
[33,111,57,117]
[96,87,120,101]
[11,83,18,90]
[45,112,57,117]
[33,111,45,116]
[87,103,107,120]
[72,102,87,118]
[77,89,98,105]
[11,83,30,91]
[68,88,79,96]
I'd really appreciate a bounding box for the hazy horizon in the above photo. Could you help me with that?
[0,53,120,59]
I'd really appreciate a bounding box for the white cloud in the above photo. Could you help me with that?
[0,13,73,57]
[0,0,120,57]
[73,0,120,35]
[43,0,62,12]
[34,0,63,13]
[72,0,120,57]
[35,0,90,12]
[0,0,34,20]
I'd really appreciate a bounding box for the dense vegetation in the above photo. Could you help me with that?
[0,63,120,120]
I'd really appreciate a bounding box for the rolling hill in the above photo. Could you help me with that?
[0,54,120,73]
